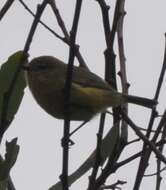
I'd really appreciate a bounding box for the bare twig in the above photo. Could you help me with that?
[114,151,142,170]
[155,114,166,189]
[100,180,127,190]
[121,111,166,165]
[18,0,65,42]
[144,166,166,177]
[49,0,69,39]
[96,0,113,84]
[126,138,140,146]
[18,0,88,69]
[134,34,166,190]
[60,1,83,189]
[96,0,124,130]
[96,0,111,47]
[133,109,166,190]
[117,0,127,94]
[156,139,166,147]
[138,127,159,133]
[117,0,128,143]
[87,1,127,189]
[23,1,50,53]
[109,0,126,125]
[0,0,15,21]
[48,0,88,69]
[88,114,106,190]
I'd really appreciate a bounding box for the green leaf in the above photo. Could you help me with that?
[0,138,19,188]
[0,51,27,122]
[0,180,7,190]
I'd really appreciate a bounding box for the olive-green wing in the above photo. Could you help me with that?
[71,66,112,90]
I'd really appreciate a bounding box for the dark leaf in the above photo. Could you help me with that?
[0,51,27,122]
[0,138,19,188]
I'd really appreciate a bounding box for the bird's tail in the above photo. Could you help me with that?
[123,94,157,108]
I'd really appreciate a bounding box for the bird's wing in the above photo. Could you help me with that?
[71,66,112,90]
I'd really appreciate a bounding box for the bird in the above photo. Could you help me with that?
[23,56,157,121]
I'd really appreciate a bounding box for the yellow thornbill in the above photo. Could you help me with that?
[23,56,157,121]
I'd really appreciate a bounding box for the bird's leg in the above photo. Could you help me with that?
[106,110,113,115]
[69,120,89,136]
[69,110,113,137]
[60,120,89,146]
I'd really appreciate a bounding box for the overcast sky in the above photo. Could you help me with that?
[1,0,166,190]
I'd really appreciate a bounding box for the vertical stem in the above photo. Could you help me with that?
[61,1,83,189]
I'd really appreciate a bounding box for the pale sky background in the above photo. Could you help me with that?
[0,0,166,190]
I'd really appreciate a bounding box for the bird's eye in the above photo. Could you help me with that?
[32,63,52,72]
[29,61,53,72]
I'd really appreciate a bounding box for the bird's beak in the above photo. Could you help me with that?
[22,64,30,71]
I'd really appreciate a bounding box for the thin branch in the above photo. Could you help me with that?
[96,0,111,47]
[116,0,128,143]
[138,127,159,133]
[88,114,106,190]
[134,34,166,190]
[23,1,50,53]
[154,34,166,100]
[155,113,166,189]
[144,166,166,177]
[98,0,123,89]
[126,138,140,146]
[121,111,166,164]
[97,0,123,127]
[48,0,88,69]
[117,0,127,93]
[115,137,166,170]
[60,1,83,189]
[49,0,69,39]
[0,0,15,21]
[18,0,88,69]
[151,110,166,143]
[18,0,65,42]
[156,139,166,147]
[100,180,127,190]
[96,0,114,85]
[114,151,142,169]
[133,109,166,190]
[88,1,127,189]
